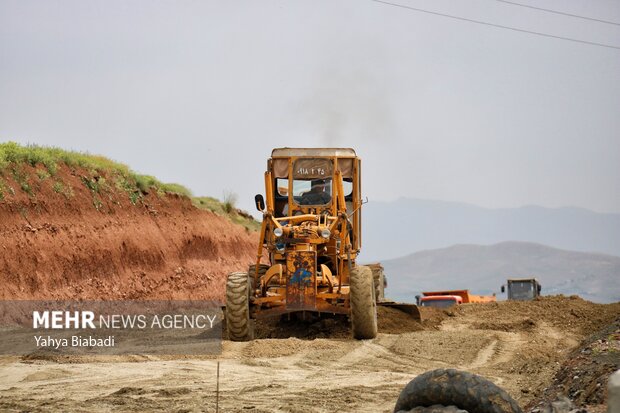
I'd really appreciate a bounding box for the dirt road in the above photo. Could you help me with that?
[0,297,618,413]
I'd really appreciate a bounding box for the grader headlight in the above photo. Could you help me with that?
[320,228,331,239]
[273,227,283,238]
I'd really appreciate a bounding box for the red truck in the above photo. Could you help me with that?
[416,290,496,308]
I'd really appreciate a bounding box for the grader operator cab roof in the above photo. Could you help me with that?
[271,148,357,158]
[269,148,358,180]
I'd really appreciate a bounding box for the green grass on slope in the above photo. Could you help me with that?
[0,141,191,199]
[193,196,261,232]
[0,142,260,231]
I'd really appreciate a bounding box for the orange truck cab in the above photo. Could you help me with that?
[417,290,496,308]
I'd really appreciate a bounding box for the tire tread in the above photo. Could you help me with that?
[225,271,253,341]
[350,265,378,339]
[393,369,522,413]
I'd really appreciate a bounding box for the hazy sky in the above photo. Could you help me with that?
[1,0,619,215]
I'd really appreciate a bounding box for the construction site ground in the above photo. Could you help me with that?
[1,296,618,413]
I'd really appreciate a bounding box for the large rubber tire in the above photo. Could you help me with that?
[249,263,276,286]
[369,265,385,302]
[349,265,378,339]
[248,264,269,278]
[393,369,522,413]
[225,271,254,341]
[405,407,466,413]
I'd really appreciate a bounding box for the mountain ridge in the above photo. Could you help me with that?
[362,197,620,261]
[380,240,620,304]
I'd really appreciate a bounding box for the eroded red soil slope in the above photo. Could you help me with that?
[0,164,258,301]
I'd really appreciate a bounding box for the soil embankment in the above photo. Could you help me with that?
[0,163,258,301]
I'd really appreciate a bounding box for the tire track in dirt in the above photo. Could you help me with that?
[469,339,499,369]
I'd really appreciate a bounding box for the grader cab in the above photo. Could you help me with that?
[225,148,392,341]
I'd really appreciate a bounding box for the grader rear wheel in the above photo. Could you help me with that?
[248,264,269,279]
[225,271,254,341]
[249,263,279,286]
[368,264,385,302]
[349,265,378,339]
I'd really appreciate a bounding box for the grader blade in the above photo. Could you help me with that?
[378,301,422,321]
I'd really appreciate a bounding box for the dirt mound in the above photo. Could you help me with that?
[378,306,425,334]
[527,317,620,412]
[472,318,537,332]
[242,295,619,342]
[239,338,345,359]
[418,306,449,329]
[430,296,619,407]
[0,162,258,301]
[451,295,620,336]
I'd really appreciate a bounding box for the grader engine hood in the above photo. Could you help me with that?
[286,250,317,310]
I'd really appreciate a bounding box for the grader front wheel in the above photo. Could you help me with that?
[350,265,378,339]
[225,271,254,341]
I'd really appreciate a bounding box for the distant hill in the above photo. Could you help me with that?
[380,241,620,304]
[362,198,620,261]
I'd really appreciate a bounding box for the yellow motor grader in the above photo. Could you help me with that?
[225,148,420,341]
